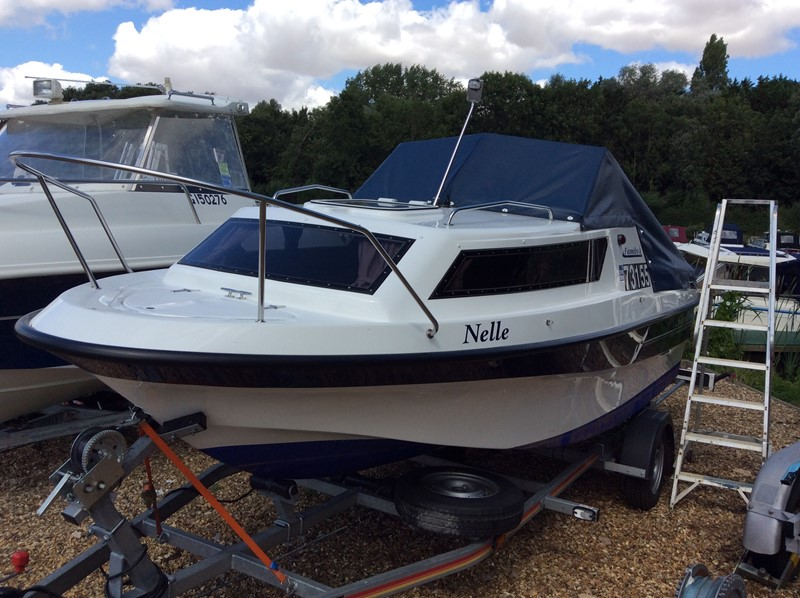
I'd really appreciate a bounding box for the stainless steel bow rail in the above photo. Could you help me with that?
[8,383,692,597]
[9,151,440,338]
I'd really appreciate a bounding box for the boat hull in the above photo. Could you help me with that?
[95,347,684,479]
[0,91,253,421]
[0,367,105,422]
[20,305,692,478]
[0,273,103,421]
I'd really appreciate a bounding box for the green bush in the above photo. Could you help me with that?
[707,292,745,360]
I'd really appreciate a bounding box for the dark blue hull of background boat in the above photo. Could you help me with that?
[0,273,90,370]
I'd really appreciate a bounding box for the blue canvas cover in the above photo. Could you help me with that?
[355,133,694,292]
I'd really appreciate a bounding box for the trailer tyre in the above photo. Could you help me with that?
[394,467,524,538]
[620,409,674,511]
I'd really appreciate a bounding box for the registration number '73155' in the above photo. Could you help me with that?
[619,263,651,291]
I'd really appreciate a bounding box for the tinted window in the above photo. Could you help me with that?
[179,218,413,294]
[431,238,608,298]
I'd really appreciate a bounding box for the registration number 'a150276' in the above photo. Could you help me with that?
[619,263,651,291]
[189,192,228,206]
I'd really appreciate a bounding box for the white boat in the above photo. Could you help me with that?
[15,126,698,479]
[677,230,800,352]
[0,81,254,422]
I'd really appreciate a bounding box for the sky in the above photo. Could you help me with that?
[1,0,800,111]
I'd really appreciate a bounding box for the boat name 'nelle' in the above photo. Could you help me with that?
[463,321,510,344]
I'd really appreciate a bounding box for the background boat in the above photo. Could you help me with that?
[676,226,800,354]
[0,81,254,422]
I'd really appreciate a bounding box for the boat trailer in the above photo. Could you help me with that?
[6,386,686,597]
[0,402,137,452]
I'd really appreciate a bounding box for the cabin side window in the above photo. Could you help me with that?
[179,218,413,294]
[430,237,608,298]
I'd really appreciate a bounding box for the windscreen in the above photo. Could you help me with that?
[0,107,248,189]
[179,217,413,294]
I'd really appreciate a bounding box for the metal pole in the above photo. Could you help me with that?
[433,78,482,207]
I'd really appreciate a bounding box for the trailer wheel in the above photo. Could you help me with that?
[394,467,524,538]
[619,409,674,511]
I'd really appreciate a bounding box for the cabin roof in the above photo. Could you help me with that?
[356,133,694,292]
[0,93,248,120]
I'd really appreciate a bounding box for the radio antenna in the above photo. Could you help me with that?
[433,78,483,207]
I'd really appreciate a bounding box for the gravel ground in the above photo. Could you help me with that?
[0,378,799,597]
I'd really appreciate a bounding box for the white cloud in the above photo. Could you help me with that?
[3,1,800,110]
[0,0,173,28]
[102,0,800,109]
[653,60,695,80]
[0,62,106,107]
[519,0,800,58]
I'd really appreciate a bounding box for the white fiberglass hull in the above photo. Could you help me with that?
[0,367,105,422]
[0,90,253,421]
[98,344,683,452]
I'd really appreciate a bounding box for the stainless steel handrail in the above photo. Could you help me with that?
[445,201,554,227]
[10,159,134,289]
[9,151,439,338]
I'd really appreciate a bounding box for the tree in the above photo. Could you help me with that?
[691,34,730,94]
[470,71,542,136]
[310,64,463,190]
[618,63,659,98]
[536,74,601,144]
[236,99,315,194]
[222,54,800,231]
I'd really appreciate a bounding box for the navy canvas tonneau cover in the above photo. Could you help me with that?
[355,133,694,292]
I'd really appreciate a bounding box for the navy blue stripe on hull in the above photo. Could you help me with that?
[16,308,693,388]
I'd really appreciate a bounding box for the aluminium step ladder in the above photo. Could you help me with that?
[670,198,778,507]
